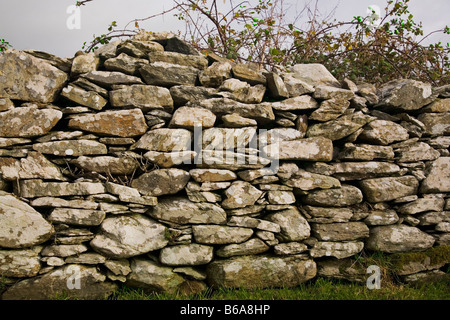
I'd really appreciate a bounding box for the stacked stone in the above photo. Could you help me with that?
[0,31,448,299]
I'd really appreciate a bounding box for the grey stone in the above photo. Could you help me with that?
[149,51,208,69]
[72,155,140,175]
[0,50,68,103]
[81,70,143,88]
[169,107,216,129]
[0,192,54,248]
[216,238,270,257]
[271,95,318,111]
[104,53,149,75]
[266,72,289,99]
[360,176,419,203]
[266,207,310,242]
[206,255,316,288]
[302,206,353,223]
[309,98,350,122]
[144,150,196,168]
[131,169,190,196]
[48,208,106,226]
[0,247,42,277]
[364,210,399,226]
[140,62,199,87]
[160,244,214,266]
[280,169,341,191]
[395,142,440,162]
[317,259,367,282]
[199,62,232,87]
[312,221,369,241]
[2,264,117,300]
[148,197,227,225]
[189,169,237,183]
[377,79,433,111]
[41,244,88,257]
[30,197,98,210]
[420,157,450,193]
[313,86,355,100]
[332,161,401,181]
[61,85,107,110]
[365,225,435,253]
[221,181,263,209]
[291,63,341,87]
[0,106,62,138]
[33,140,107,157]
[132,128,192,152]
[197,150,270,170]
[192,225,253,244]
[301,185,363,207]
[169,85,220,106]
[17,179,105,198]
[264,137,333,161]
[282,74,315,96]
[273,242,308,255]
[397,196,445,214]
[359,120,410,145]
[231,64,266,86]
[109,85,173,112]
[90,214,168,259]
[310,241,364,259]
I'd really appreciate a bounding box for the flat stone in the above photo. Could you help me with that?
[397,196,445,214]
[264,137,333,161]
[282,74,315,97]
[313,86,355,100]
[267,191,296,205]
[30,197,98,210]
[301,185,363,207]
[360,176,419,203]
[0,151,65,181]
[104,52,149,75]
[311,222,369,241]
[148,197,226,225]
[377,79,433,111]
[149,51,208,69]
[417,113,450,136]
[17,179,105,198]
[41,244,88,257]
[5,264,116,300]
[33,140,107,157]
[144,150,196,168]
[169,107,216,129]
[332,161,401,181]
[199,62,232,87]
[271,95,318,111]
[109,84,173,112]
[126,258,185,294]
[310,241,364,259]
[197,150,271,170]
[291,63,340,87]
[72,155,140,175]
[317,258,367,282]
[420,98,450,113]
[65,252,107,265]
[0,192,54,248]
[266,207,310,241]
[189,169,237,183]
[420,157,450,193]
[216,238,269,257]
[68,109,148,138]
[194,98,275,124]
[364,210,399,226]
[359,120,410,145]
[206,255,316,288]
[90,214,168,259]
[0,247,41,277]
[259,128,305,145]
[309,98,350,122]
[61,85,107,111]
[365,225,435,253]
[140,62,198,87]
[0,50,68,103]
[0,106,62,138]
[131,169,190,196]
[160,244,214,266]
[273,242,308,255]
[301,206,353,223]
[265,72,289,99]
[192,225,253,244]
[81,70,143,88]
[417,211,450,226]
[338,143,395,161]
[231,64,266,85]
[48,208,106,226]
[221,181,263,209]
[280,169,341,191]
[132,128,192,152]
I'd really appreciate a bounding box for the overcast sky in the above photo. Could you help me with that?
[1,0,449,58]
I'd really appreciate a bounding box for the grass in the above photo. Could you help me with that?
[109,277,450,301]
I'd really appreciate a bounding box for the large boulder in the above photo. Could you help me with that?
[206,255,316,288]
[0,192,54,248]
[0,50,68,103]
[2,264,117,300]
[365,225,435,253]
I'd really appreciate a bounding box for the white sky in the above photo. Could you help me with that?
[0,0,449,58]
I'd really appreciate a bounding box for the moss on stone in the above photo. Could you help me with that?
[388,245,450,273]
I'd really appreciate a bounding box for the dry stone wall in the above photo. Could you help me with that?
[0,31,449,299]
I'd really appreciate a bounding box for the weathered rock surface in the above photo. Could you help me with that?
[221,181,263,209]
[132,128,192,152]
[160,244,214,266]
[417,113,450,136]
[192,225,253,244]
[366,225,435,253]
[109,85,173,112]
[266,207,310,241]
[264,137,333,161]
[291,64,341,87]
[0,192,54,248]
[48,208,106,226]
[0,106,62,138]
[61,85,107,110]
[310,241,364,259]
[140,62,199,87]
[301,185,363,207]
[90,214,168,258]
[360,176,419,203]
[0,247,42,277]
[420,157,450,193]
[359,120,410,145]
[206,255,316,288]
[311,222,370,241]
[377,79,433,111]
[33,140,108,157]
[332,161,401,181]
[0,50,68,103]
[169,107,216,129]
[17,179,106,198]
[2,264,117,300]
[148,197,227,225]
[72,155,140,175]
[131,169,190,196]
